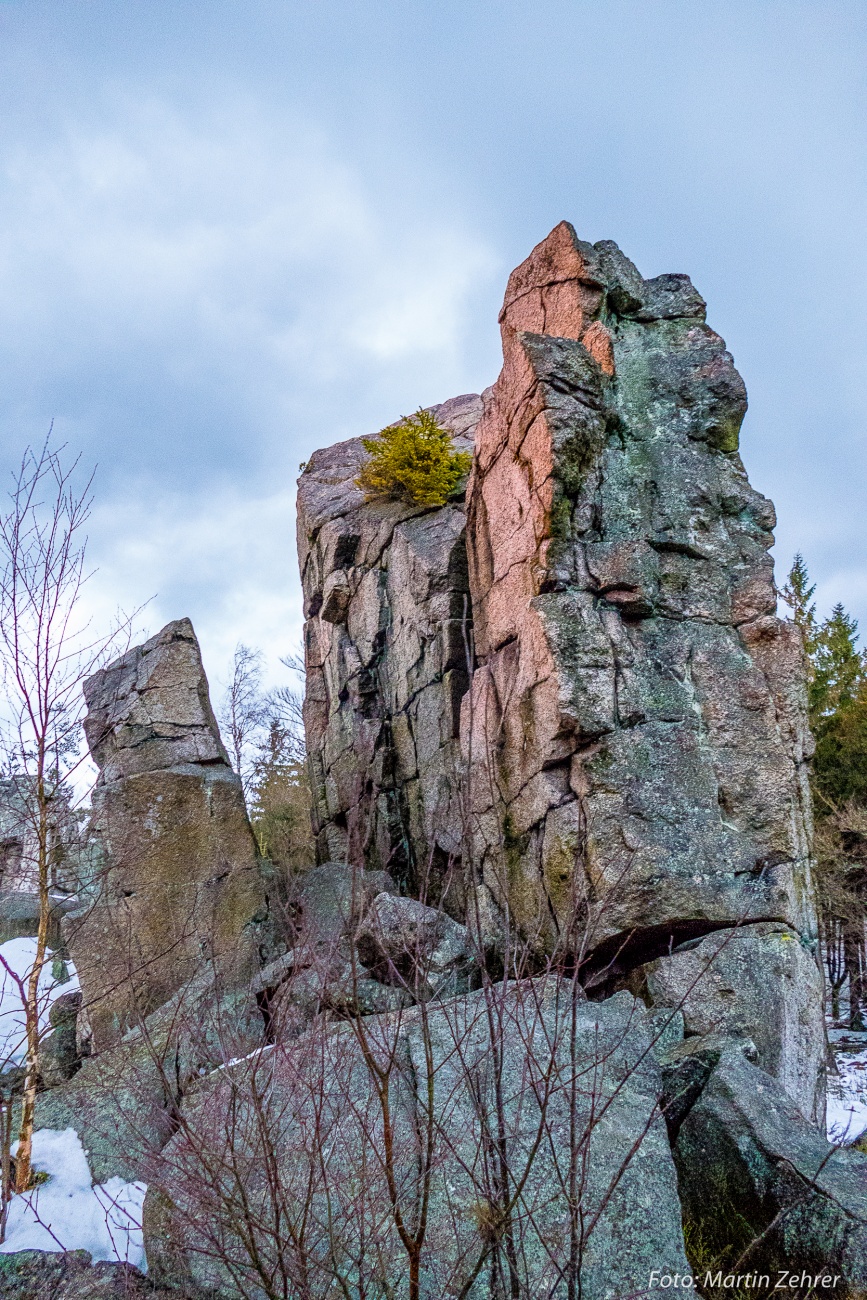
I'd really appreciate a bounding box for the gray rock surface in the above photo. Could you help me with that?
[356,891,475,999]
[0,890,78,946]
[645,921,825,1122]
[39,988,84,1088]
[297,393,481,899]
[294,860,395,946]
[674,1041,867,1289]
[296,224,828,1141]
[67,619,270,1050]
[464,223,816,945]
[0,1249,195,1300]
[145,981,690,1300]
[263,952,413,1037]
[29,964,266,1182]
[82,617,230,782]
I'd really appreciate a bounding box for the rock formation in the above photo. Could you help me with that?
[298,393,481,897]
[66,618,270,1049]
[459,222,824,1121]
[147,985,692,1300]
[668,1035,867,1287]
[9,224,845,1297]
[300,223,825,1125]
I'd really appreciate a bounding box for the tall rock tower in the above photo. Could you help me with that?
[299,224,825,1122]
[463,223,824,1120]
[69,619,268,1049]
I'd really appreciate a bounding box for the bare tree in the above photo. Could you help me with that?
[218,642,312,872]
[219,643,267,797]
[0,436,136,1199]
[815,804,867,1029]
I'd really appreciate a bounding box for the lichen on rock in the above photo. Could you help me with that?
[460,222,824,1122]
[67,618,270,1050]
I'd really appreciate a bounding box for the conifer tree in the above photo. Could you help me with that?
[781,553,818,656]
[811,604,867,809]
[786,557,867,1028]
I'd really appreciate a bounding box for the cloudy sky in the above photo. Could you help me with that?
[0,0,864,697]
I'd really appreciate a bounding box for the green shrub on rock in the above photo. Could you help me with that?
[355,408,472,508]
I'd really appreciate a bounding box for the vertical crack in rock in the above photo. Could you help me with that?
[298,225,825,1122]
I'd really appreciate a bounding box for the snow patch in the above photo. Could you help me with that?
[0,936,80,1070]
[0,1127,146,1270]
[827,1032,867,1143]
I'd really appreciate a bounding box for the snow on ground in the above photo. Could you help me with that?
[827,1028,867,1143]
[0,936,80,1070]
[0,1128,146,1269]
[0,942,145,1268]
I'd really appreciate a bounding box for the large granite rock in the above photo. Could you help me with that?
[145,981,690,1299]
[0,1249,195,1300]
[27,964,266,1183]
[355,891,475,999]
[460,222,823,1114]
[673,1039,867,1289]
[66,619,269,1050]
[646,922,826,1122]
[297,394,481,899]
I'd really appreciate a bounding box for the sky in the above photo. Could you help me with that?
[0,0,864,699]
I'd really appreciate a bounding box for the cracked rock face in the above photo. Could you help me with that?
[69,619,268,1050]
[297,393,481,897]
[83,617,230,782]
[299,224,825,1121]
[147,984,691,1300]
[462,222,823,1118]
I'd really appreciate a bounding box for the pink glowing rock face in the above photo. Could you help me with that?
[461,222,822,1119]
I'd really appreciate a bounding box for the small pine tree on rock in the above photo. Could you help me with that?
[355,409,472,509]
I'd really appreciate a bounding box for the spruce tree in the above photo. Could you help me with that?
[781,552,818,657]
[811,604,867,809]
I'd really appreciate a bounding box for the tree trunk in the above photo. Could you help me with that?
[14,785,50,1193]
[846,931,866,1032]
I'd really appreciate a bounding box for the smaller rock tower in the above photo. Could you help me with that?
[68,618,267,1049]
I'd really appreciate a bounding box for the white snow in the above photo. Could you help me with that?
[0,1128,146,1269]
[827,1031,867,1144]
[0,936,80,1070]
[0,942,145,1268]
[206,1041,274,1075]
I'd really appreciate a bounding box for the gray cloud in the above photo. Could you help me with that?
[0,0,864,690]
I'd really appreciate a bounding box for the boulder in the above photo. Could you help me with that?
[81,617,230,781]
[262,954,413,1038]
[673,1040,867,1289]
[645,922,825,1122]
[294,860,395,947]
[356,892,475,999]
[39,988,84,1088]
[0,890,79,946]
[0,1249,194,1300]
[66,619,270,1050]
[297,393,481,898]
[252,866,416,1032]
[145,981,691,1299]
[29,964,266,1183]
